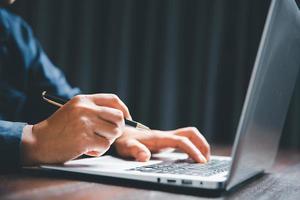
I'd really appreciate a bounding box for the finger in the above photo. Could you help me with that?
[174,128,211,160]
[96,106,125,127]
[93,117,122,140]
[151,135,207,163]
[116,139,151,162]
[87,134,112,155]
[88,94,132,120]
[85,151,101,157]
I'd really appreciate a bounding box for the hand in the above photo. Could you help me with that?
[21,94,131,166]
[114,127,210,163]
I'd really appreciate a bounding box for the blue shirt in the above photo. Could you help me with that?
[0,9,80,169]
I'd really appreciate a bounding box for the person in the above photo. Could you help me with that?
[0,0,210,169]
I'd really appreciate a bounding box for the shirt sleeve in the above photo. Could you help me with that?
[0,120,26,169]
[3,10,81,124]
[0,10,82,168]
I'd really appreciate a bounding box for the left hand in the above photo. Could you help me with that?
[113,126,210,163]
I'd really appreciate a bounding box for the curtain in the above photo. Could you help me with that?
[10,0,300,147]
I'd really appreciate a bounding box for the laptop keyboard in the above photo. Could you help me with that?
[127,159,231,177]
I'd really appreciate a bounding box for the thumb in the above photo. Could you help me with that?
[116,139,151,162]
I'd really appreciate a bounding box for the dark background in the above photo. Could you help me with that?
[8,0,300,148]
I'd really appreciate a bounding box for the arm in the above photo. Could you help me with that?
[0,120,26,169]
[0,10,131,167]
[0,10,211,167]
[10,16,211,164]
[2,9,80,123]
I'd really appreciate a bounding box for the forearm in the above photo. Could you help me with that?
[0,9,80,124]
[0,120,27,169]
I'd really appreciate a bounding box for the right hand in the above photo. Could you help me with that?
[21,94,131,166]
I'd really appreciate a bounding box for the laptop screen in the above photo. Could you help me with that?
[226,0,300,190]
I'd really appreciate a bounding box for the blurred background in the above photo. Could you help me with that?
[9,0,300,148]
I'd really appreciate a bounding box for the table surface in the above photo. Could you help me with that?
[1,145,300,200]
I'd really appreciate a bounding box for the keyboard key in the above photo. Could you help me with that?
[127,159,230,177]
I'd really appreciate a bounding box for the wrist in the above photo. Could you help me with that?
[20,124,38,166]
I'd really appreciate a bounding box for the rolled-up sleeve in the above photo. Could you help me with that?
[0,120,26,169]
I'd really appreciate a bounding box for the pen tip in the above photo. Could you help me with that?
[42,91,47,97]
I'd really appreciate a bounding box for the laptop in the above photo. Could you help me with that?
[40,0,300,191]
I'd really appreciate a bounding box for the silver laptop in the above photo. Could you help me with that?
[40,0,300,191]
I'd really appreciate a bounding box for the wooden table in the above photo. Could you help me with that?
[1,145,300,200]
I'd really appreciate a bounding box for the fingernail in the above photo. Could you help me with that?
[198,154,207,163]
[206,155,211,161]
[137,152,149,162]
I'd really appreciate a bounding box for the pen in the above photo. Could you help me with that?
[41,91,150,130]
